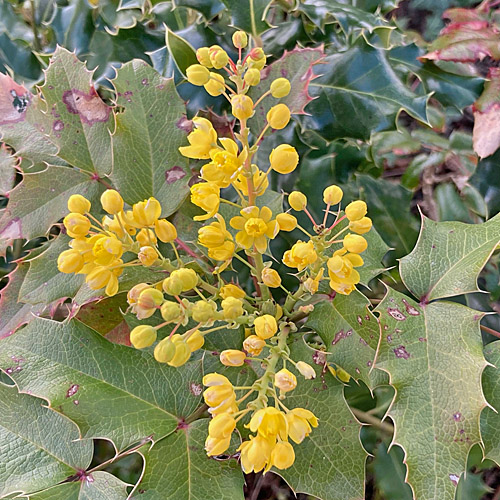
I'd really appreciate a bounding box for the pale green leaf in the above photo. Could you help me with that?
[0,146,16,195]
[399,212,500,302]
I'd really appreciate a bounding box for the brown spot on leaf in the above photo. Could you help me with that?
[165,166,186,184]
[332,329,352,345]
[189,382,202,396]
[312,350,327,365]
[387,308,406,321]
[0,74,30,125]
[393,345,410,359]
[402,299,420,316]
[62,88,110,125]
[66,384,79,398]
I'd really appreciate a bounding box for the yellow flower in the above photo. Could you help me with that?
[248,407,288,440]
[349,216,372,235]
[136,228,156,247]
[270,144,299,174]
[230,206,279,254]
[345,200,367,221]
[163,268,198,295]
[238,434,274,473]
[138,246,158,266]
[209,45,229,69]
[203,374,237,415]
[254,314,277,340]
[85,264,122,296]
[220,349,246,367]
[185,330,205,352]
[201,140,246,188]
[274,368,297,393]
[323,185,343,205]
[190,182,220,221]
[221,296,244,320]
[198,215,232,248]
[231,94,254,121]
[191,300,218,324]
[101,189,124,214]
[127,283,150,306]
[57,249,84,274]
[244,68,261,86]
[196,47,212,67]
[186,64,210,85]
[132,197,162,227]
[205,436,231,456]
[327,250,362,296]
[343,233,367,254]
[63,213,91,238]
[285,408,318,444]
[267,103,290,129]
[232,31,248,49]
[130,325,157,349]
[179,117,217,159]
[270,78,291,98]
[288,191,307,211]
[168,336,192,367]
[220,283,246,299]
[233,169,268,197]
[296,361,316,380]
[134,287,164,319]
[208,413,236,439]
[209,241,235,262]
[204,72,226,96]
[270,441,295,470]
[67,194,90,214]
[155,219,177,242]
[261,267,281,288]
[243,335,266,356]
[303,268,324,295]
[283,240,317,271]
[276,213,297,232]
[92,236,123,266]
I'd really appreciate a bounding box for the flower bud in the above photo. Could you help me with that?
[209,45,229,69]
[162,274,183,296]
[57,249,84,273]
[130,325,157,349]
[127,283,150,304]
[221,296,244,320]
[243,335,265,356]
[220,349,246,367]
[261,267,281,288]
[275,368,297,392]
[254,314,277,340]
[349,217,372,235]
[192,300,218,323]
[296,361,316,379]
[205,435,231,456]
[232,30,248,49]
[196,47,213,67]
[138,246,158,267]
[101,189,124,214]
[288,191,307,211]
[244,68,261,86]
[345,200,367,222]
[136,288,163,316]
[204,73,226,97]
[209,241,235,261]
[323,185,343,205]
[68,194,90,214]
[155,219,177,243]
[267,103,290,129]
[154,337,176,363]
[63,213,91,238]
[209,413,236,439]
[248,48,266,70]
[343,234,367,254]
[186,64,210,86]
[185,330,205,352]
[133,197,162,227]
[136,228,157,247]
[270,78,291,98]
[220,284,245,299]
[160,301,182,322]
[276,213,297,232]
[198,222,226,248]
[168,339,191,367]
[231,95,254,121]
[269,144,299,174]
[177,268,199,290]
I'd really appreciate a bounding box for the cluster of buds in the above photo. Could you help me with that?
[57,31,374,476]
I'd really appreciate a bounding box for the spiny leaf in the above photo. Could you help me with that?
[0,317,204,451]
[110,60,190,211]
[0,144,16,195]
[399,212,500,302]
[220,0,273,37]
[375,288,487,500]
[172,0,225,20]
[165,28,197,78]
[0,383,92,497]
[40,46,113,175]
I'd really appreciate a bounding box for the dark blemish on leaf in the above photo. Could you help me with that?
[359,338,368,346]
[393,345,410,359]
[48,85,54,90]
[165,166,186,184]
[74,400,79,405]
[141,78,149,85]
[395,328,402,333]
[453,412,462,422]
[53,120,64,132]
[62,88,110,125]
[432,245,436,249]
[387,308,406,321]
[66,384,79,398]
[332,329,352,345]
[357,315,363,325]
[459,429,465,434]
[341,426,346,431]
[156,84,165,90]
[383,324,388,330]
[355,368,361,374]
[402,299,420,316]
[449,474,459,486]
[367,361,372,367]
[240,368,248,375]
[419,337,427,342]
[312,350,326,365]
[387,335,392,342]
[365,315,370,320]
[449,230,454,234]
[189,382,202,396]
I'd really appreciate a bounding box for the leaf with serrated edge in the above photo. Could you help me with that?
[306,290,379,386]
[277,335,366,500]
[28,471,130,499]
[375,288,487,500]
[400,211,500,302]
[110,60,190,211]
[220,0,273,37]
[0,317,204,451]
[40,47,113,175]
[135,419,244,499]
[0,145,16,195]
[0,383,92,497]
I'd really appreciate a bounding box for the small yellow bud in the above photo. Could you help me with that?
[67,194,90,214]
[220,284,245,299]
[205,435,231,456]
[349,217,372,235]
[286,408,318,444]
[220,349,246,367]
[267,103,290,129]
[248,48,266,70]
[190,182,220,221]
[196,47,213,67]
[168,339,191,367]
[254,314,277,340]
[137,287,164,310]
[343,234,367,254]
[63,213,91,238]
[221,296,244,320]
[136,228,157,247]
[155,219,177,243]
[186,64,210,85]
[243,335,266,356]
[209,45,229,69]
[261,267,281,288]
[270,78,291,98]
[244,68,261,86]
[127,283,150,305]
[138,246,158,267]
[204,72,225,97]
[288,191,307,211]
[57,249,84,274]
[231,95,254,121]
[232,31,248,49]
[323,185,343,205]
[275,368,297,392]
[208,413,236,439]
[185,330,205,352]
[100,189,124,214]
[162,274,183,296]
[176,268,199,290]
[269,144,299,174]
[296,361,316,379]
[270,441,295,470]
[276,213,297,232]
[160,301,182,322]
[198,221,227,248]
[154,337,176,363]
[345,200,367,222]
[208,241,235,261]
[133,197,162,227]
[192,300,218,323]
[130,325,157,349]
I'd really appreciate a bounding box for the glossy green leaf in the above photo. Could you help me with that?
[220,0,273,36]
[375,288,486,500]
[0,383,92,497]
[110,60,190,210]
[400,212,500,302]
[165,28,197,78]
[373,442,412,500]
[173,0,225,19]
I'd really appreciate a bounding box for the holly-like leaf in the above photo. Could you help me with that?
[165,28,197,78]
[0,318,204,451]
[306,290,379,385]
[399,212,500,302]
[220,0,273,37]
[375,288,487,500]
[278,336,367,499]
[359,226,391,284]
[0,145,16,195]
[0,383,92,497]
[173,0,225,20]
[28,471,130,500]
[40,47,113,176]
[135,419,245,499]
[301,39,430,142]
[110,60,190,211]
